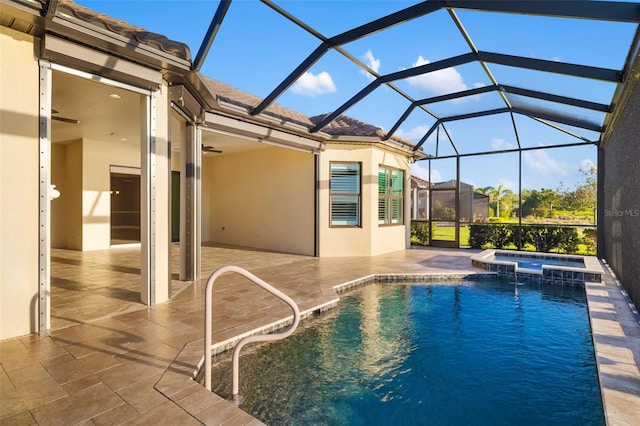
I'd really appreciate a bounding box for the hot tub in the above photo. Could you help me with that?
[471,249,603,286]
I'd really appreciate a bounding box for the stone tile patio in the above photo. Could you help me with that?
[1,245,638,425]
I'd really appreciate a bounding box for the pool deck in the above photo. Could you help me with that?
[1,246,638,425]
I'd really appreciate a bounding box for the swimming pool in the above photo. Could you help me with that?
[209,280,604,425]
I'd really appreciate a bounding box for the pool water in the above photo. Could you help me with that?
[210,280,603,425]
[494,255,585,270]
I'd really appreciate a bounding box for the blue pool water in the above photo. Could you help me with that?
[494,255,585,270]
[210,280,603,425]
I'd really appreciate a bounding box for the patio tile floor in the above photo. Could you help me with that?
[1,245,638,425]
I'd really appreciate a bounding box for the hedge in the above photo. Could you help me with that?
[468,223,581,254]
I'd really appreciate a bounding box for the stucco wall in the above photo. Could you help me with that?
[601,71,640,311]
[204,146,315,256]
[0,27,40,339]
[318,144,410,257]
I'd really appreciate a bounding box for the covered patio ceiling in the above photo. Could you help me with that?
[192,0,640,159]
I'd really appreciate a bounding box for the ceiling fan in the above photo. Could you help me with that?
[51,108,80,124]
[202,144,223,154]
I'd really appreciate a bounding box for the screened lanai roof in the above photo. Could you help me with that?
[55,0,640,159]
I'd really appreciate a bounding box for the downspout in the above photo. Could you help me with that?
[43,0,58,19]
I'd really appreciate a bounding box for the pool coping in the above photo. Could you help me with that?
[471,249,604,286]
[156,269,640,425]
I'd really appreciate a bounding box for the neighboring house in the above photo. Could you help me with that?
[410,175,430,219]
[0,1,425,339]
[472,192,490,220]
[410,179,489,221]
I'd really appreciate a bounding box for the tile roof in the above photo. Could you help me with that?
[202,77,314,128]
[56,0,191,61]
[204,78,419,150]
[411,175,430,189]
[309,114,417,148]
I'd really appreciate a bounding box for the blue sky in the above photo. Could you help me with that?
[75,0,637,192]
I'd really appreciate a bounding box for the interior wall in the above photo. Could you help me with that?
[601,68,640,311]
[203,146,315,256]
[65,141,83,249]
[81,139,140,250]
[51,143,68,247]
[0,27,40,339]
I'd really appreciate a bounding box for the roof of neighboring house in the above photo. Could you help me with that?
[432,179,474,189]
[55,0,191,61]
[411,175,430,189]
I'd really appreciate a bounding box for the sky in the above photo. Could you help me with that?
[75,0,638,192]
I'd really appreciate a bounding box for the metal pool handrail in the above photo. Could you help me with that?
[204,265,300,401]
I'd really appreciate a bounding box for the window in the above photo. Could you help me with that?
[378,166,404,224]
[330,162,361,226]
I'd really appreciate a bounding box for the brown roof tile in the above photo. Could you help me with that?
[310,114,417,148]
[411,175,430,189]
[57,0,191,61]
[203,78,314,128]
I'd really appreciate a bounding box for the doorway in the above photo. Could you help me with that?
[430,184,459,248]
[110,167,141,245]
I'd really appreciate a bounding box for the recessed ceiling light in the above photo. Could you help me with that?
[109,93,122,99]
[120,138,128,141]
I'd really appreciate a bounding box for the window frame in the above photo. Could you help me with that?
[378,165,405,226]
[329,161,362,228]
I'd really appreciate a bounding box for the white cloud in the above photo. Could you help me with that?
[490,138,515,150]
[360,50,380,81]
[291,71,336,96]
[396,125,432,143]
[522,150,568,177]
[411,162,441,182]
[497,178,517,191]
[579,158,596,172]
[407,55,470,97]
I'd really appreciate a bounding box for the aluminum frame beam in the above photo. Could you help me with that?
[413,104,602,153]
[445,0,640,23]
[254,0,632,117]
[386,83,609,141]
[193,0,232,71]
[477,51,622,82]
[311,50,619,133]
[429,140,597,160]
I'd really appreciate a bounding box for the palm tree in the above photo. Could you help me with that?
[491,184,506,218]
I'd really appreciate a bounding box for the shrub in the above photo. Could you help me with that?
[581,228,597,255]
[469,223,516,249]
[411,220,430,245]
[469,224,491,248]
[522,225,579,253]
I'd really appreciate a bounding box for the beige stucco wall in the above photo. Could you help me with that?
[0,27,40,339]
[203,146,315,256]
[318,143,411,257]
